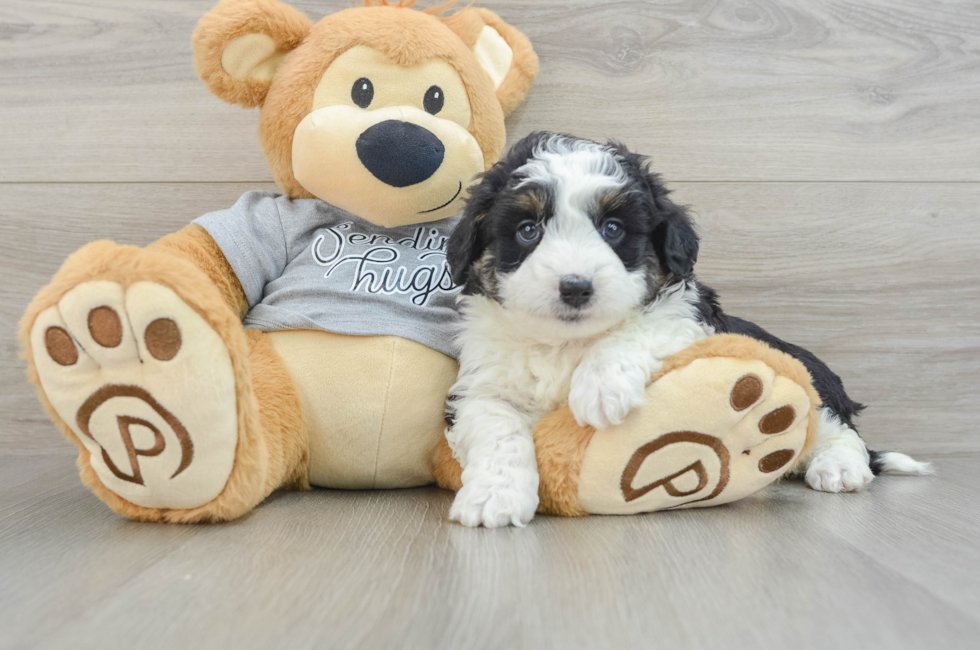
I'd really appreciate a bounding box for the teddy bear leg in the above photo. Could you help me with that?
[21,241,308,522]
[432,436,463,492]
[533,334,821,516]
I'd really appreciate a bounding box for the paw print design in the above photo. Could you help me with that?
[30,281,239,509]
[576,356,812,514]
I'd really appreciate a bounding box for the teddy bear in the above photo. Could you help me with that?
[20,0,820,524]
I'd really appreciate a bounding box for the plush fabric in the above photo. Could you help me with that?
[193,0,313,108]
[149,224,248,317]
[20,240,308,522]
[22,0,542,523]
[471,9,538,115]
[269,330,457,489]
[290,100,484,223]
[33,281,240,509]
[252,5,535,200]
[576,356,811,514]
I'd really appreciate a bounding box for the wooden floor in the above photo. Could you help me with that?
[1,1,978,648]
[0,452,977,649]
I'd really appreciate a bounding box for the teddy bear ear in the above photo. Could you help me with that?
[192,0,313,108]
[445,8,539,116]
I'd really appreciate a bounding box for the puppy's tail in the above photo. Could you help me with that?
[869,450,935,476]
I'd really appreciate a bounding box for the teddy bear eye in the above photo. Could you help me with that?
[351,77,374,108]
[423,85,444,115]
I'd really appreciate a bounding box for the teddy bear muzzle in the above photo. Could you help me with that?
[292,104,484,228]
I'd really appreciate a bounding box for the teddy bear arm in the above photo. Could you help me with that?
[147,224,249,319]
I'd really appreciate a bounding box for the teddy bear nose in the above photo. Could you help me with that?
[356,120,445,187]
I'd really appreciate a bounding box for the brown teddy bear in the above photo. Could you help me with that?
[19,0,819,523]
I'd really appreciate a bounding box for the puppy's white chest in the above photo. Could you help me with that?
[516,344,589,414]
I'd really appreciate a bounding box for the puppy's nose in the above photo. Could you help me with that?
[356,120,445,187]
[559,276,594,308]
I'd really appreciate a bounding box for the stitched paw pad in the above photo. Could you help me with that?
[577,356,812,514]
[31,281,238,509]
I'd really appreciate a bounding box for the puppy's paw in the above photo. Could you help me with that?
[805,447,874,493]
[449,473,539,528]
[569,358,648,429]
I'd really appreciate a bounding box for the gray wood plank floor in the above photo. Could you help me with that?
[1,0,978,648]
[1,453,978,650]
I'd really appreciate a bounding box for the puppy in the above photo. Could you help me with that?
[444,132,931,528]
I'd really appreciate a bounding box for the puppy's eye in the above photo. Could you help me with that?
[599,218,625,243]
[351,78,374,108]
[424,85,444,115]
[516,220,541,245]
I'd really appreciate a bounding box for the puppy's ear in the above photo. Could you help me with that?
[449,131,556,289]
[607,141,700,280]
[447,211,485,288]
[193,0,312,108]
[448,145,516,289]
[652,194,699,280]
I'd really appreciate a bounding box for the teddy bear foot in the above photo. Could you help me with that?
[30,278,240,511]
[580,357,810,513]
[533,335,818,516]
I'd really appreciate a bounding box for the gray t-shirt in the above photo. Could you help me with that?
[194,191,462,358]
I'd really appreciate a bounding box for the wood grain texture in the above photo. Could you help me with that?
[1,454,978,650]
[1,0,979,182]
[2,182,977,455]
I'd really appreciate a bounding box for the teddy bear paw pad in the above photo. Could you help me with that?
[576,356,811,515]
[30,281,238,509]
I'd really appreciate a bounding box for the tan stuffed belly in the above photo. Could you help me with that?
[267,330,457,489]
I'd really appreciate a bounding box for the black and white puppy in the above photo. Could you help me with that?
[444,132,931,528]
